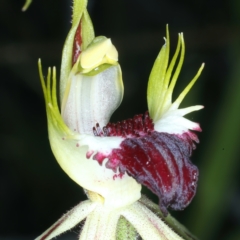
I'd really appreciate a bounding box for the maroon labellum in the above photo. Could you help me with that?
[92,112,199,215]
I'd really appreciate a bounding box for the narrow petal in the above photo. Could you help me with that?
[139,195,198,240]
[147,26,204,122]
[121,201,183,240]
[147,25,170,121]
[170,63,205,111]
[80,204,121,240]
[35,200,96,240]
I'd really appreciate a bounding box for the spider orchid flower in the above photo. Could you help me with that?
[36,0,204,239]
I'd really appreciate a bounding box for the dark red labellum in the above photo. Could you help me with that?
[93,112,199,216]
[116,132,198,215]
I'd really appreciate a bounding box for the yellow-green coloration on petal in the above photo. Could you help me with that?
[38,60,141,210]
[38,60,72,138]
[147,25,204,122]
[60,0,95,102]
[22,0,32,11]
[80,36,118,73]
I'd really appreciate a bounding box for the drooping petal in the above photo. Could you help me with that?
[117,131,199,214]
[35,200,96,240]
[121,201,183,240]
[139,195,198,240]
[80,203,121,240]
[98,113,199,215]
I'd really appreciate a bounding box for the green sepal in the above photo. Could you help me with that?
[38,59,73,137]
[147,25,170,121]
[60,0,95,103]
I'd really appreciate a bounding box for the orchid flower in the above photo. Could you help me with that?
[35,0,204,239]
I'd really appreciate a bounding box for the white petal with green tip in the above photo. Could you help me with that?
[147,26,204,135]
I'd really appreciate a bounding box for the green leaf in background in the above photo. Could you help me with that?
[22,0,32,11]
[187,35,240,240]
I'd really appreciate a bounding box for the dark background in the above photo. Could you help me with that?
[0,0,240,239]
